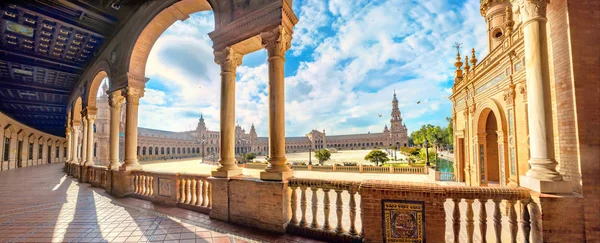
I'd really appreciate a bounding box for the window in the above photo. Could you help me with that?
[29,143,33,160]
[3,137,9,161]
[56,147,59,158]
[94,143,97,157]
[63,147,67,158]
[38,145,43,159]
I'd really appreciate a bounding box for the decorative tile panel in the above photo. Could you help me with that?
[383,200,425,243]
[158,178,171,197]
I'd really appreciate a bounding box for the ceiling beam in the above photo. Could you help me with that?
[0,99,67,108]
[55,0,118,25]
[0,50,83,71]
[0,80,71,95]
[12,5,106,38]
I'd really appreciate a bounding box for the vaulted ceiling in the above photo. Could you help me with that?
[0,1,138,136]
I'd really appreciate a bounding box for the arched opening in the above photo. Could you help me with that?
[477,107,508,187]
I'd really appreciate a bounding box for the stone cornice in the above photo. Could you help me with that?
[112,72,149,92]
[209,0,297,52]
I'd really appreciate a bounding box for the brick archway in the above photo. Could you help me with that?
[474,99,509,187]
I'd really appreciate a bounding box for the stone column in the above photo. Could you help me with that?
[121,87,143,171]
[108,91,124,170]
[80,117,88,166]
[65,129,72,163]
[211,47,243,178]
[260,26,293,181]
[512,0,570,193]
[85,113,96,166]
[71,124,80,164]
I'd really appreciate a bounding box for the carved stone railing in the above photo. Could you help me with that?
[177,173,212,214]
[288,178,362,242]
[290,165,309,171]
[335,166,359,173]
[311,165,334,172]
[243,163,268,169]
[132,171,154,199]
[392,166,427,174]
[439,172,455,181]
[360,180,533,242]
[362,165,390,173]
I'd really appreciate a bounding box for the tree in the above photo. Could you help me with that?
[364,150,389,166]
[314,149,331,165]
[244,153,256,162]
[446,117,454,148]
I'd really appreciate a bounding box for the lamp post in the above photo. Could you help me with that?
[395,142,399,161]
[434,140,439,166]
[424,139,430,167]
[308,147,312,165]
[201,134,205,163]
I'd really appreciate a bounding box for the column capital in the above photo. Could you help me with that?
[123,87,144,105]
[214,46,243,73]
[260,25,292,58]
[511,0,549,23]
[108,91,125,108]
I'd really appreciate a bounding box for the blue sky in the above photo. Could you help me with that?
[137,0,488,136]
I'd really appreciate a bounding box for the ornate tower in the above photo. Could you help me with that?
[196,114,207,138]
[480,0,513,52]
[390,91,403,133]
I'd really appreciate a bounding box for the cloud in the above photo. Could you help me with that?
[138,0,487,137]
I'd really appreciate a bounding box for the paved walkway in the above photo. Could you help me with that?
[0,163,323,243]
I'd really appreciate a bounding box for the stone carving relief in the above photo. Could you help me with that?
[519,84,527,101]
[158,178,171,197]
[503,88,515,106]
[511,0,548,22]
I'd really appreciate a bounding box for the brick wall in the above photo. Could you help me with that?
[565,0,600,241]
[531,192,586,242]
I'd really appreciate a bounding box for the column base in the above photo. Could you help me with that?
[260,170,293,181]
[84,160,94,167]
[119,163,142,171]
[211,168,242,178]
[520,175,572,194]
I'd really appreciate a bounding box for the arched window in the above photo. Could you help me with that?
[142,147,146,155]
[155,147,158,155]
[161,147,165,154]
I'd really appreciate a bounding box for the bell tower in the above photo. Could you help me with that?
[480,0,514,52]
[390,91,402,133]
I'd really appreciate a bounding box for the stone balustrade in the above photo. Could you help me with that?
[360,180,533,242]
[177,173,212,214]
[362,165,390,173]
[335,165,359,173]
[243,163,428,174]
[132,171,154,198]
[392,166,427,174]
[288,178,363,243]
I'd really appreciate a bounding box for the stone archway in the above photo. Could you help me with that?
[475,101,509,187]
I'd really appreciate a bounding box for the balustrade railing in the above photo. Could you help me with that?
[288,178,362,242]
[177,173,212,213]
[440,172,456,181]
[392,166,427,174]
[311,165,334,172]
[443,187,531,243]
[362,165,389,173]
[132,171,154,198]
[335,166,359,173]
[290,165,309,171]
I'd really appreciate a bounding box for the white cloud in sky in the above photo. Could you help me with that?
[138,0,487,136]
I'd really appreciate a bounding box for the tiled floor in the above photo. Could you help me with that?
[0,163,323,243]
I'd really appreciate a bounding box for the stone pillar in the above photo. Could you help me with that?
[108,91,124,170]
[211,47,243,178]
[65,129,71,163]
[8,132,16,169]
[260,26,293,181]
[85,113,96,166]
[81,117,88,166]
[121,87,143,171]
[512,0,570,193]
[71,124,80,164]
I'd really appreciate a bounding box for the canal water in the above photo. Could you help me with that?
[436,157,454,173]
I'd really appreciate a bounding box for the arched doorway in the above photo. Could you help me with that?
[476,107,508,187]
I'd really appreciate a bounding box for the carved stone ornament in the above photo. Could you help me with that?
[214,46,243,72]
[260,25,292,58]
[108,91,125,108]
[519,84,527,100]
[123,87,144,105]
[511,0,549,22]
[503,88,515,106]
[469,104,477,114]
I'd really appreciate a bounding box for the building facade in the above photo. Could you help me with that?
[93,90,409,165]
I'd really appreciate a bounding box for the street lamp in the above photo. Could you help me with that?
[434,140,439,166]
[308,147,312,165]
[424,139,430,166]
[395,142,399,161]
[201,134,205,163]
